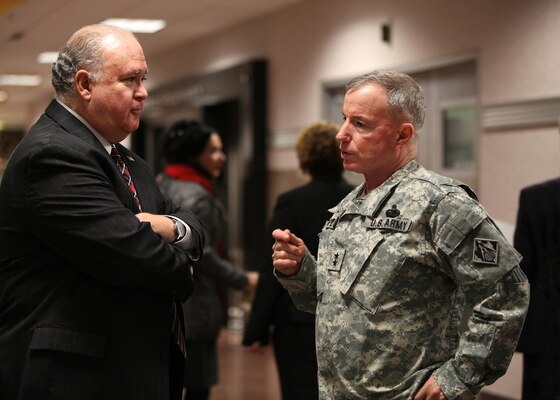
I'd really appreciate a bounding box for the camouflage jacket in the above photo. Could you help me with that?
[277,160,529,399]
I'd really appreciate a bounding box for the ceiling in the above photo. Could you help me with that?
[0,0,307,130]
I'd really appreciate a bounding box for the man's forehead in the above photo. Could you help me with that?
[345,85,386,107]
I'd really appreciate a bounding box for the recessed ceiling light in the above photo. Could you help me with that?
[37,52,59,64]
[0,75,42,87]
[100,18,167,33]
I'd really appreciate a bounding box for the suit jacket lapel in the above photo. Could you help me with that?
[44,100,107,154]
[45,100,147,212]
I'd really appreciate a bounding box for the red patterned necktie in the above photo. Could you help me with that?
[111,145,142,212]
[110,145,186,358]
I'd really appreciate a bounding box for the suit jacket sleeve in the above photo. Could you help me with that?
[119,145,204,262]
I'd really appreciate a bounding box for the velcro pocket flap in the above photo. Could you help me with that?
[436,207,485,255]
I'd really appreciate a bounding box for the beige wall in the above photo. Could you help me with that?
[139,0,560,225]
[480,126,560,222]
[24,0,560,221]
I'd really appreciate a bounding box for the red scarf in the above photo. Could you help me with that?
[164,164,215,194]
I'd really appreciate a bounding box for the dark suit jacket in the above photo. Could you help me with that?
[514,178,560,353]
[0,100,204,400]
[242,176,353,398]
[514,178,560,398]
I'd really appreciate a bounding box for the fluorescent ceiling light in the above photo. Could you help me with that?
[100,18,167,33]
[0,75,42,87]
[37,52,59,64]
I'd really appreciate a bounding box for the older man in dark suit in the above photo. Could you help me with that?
[0,24,204,400]
[514,177,560,399]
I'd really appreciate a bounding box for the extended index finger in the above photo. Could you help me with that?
[272,228,291,243]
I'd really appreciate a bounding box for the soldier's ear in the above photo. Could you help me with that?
[397,122,414,144]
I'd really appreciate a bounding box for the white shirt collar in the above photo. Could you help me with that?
[56,99,112,154]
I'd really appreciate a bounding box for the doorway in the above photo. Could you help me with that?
[134,60,267,271]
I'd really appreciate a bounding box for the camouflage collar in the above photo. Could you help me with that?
[331,160,419,216]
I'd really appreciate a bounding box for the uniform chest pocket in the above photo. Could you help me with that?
[317,231,402,313]
[341,232,408,315]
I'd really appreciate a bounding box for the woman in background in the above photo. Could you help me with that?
[159,120,258,400]
[243,122,354,400]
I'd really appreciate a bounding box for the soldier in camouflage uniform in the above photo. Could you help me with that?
[272,70,529,400]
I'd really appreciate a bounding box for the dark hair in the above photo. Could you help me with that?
[163,120,215,165]
[296,122,343,177]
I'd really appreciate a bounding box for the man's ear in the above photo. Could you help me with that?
[75,70,92,100]
[397,122,415,144]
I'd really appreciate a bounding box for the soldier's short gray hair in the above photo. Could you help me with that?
[345,69,426,130]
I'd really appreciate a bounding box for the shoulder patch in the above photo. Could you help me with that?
[473,238,499,264]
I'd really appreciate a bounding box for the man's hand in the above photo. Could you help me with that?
[271,229,306,276]
[136,213,175,243]
[413,377,447,400]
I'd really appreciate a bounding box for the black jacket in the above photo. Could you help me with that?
[0,100,204,400]
[514,177,560,398]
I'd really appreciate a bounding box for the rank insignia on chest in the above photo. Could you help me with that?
[368,217,412,232]
[472,238,499,265]
[328,249,345,272]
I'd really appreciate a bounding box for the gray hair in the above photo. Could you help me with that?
[345,69,426,130]
[51,25,132,101]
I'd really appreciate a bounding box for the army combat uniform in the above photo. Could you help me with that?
[277,160,529,400]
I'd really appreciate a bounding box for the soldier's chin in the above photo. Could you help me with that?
[343,162,358,172]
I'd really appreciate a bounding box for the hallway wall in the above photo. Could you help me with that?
[140,0,560,225]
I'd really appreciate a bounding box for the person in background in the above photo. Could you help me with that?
[243,122,354,399]
[0,24,204,400]
[514,177,560,399]
[271,69,529,399]
[158,119,259,400]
